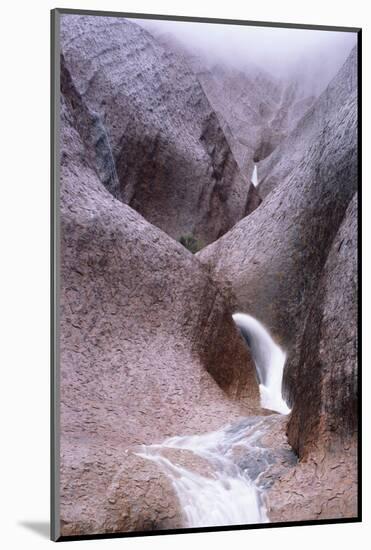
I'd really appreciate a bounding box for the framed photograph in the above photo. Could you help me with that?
[51,8,361,542]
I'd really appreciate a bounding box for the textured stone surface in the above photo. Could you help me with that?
[267,246,358,520]
[198,47,357,358]
[60,15,256,246]
[194,50,358,524]
[287,195,358,458]
[60,53,120,199]
[103,452,185,533]
[258,47,357,199]
[59,84,260,535]
[266,196,358,523]
[266,447,357,522]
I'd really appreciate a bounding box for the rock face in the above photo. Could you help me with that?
[144,28,315,184]
[258,47,357,199]
[197,47,357,359]
[266,447,357,522]
[103,452,185,534]
[196,47,358,524]
[194,64,315,181]
[287,195,358,458]
[60,15,257,246]
[60,53,120,200]
[59,77,260,536]
[266,196,358,523]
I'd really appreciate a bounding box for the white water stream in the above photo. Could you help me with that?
[137,418,271,528]
[232,313,290,415]
[138,313,291,529]
[252,164,259,186]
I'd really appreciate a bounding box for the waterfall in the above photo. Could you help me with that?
[138,313,291,529]
[232,313,290,415]
[252,164,258,186]
[136,417,272,528]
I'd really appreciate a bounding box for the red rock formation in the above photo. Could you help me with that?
[198,47,357,356]
[196,48,358,523]
[60,15,257,246]
[59,84,259,535]
[266,196,358,523]
[288,195,358,458]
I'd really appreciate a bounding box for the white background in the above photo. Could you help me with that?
[0,0,369,548]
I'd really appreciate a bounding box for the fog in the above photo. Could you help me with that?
[134,18,356,95]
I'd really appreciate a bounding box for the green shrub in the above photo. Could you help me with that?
[179,233,203,254]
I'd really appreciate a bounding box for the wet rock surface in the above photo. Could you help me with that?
[60,15,256,246]
[135,413,297,528]
[194,65,315,181]
[197,47,357,354]
[258,47,357,199]
[227,415,297,489]
[148,29,316,182]
[287,195,358,458]
[196,47,358,524]
[104,452,185,533]
[266,446,357,522]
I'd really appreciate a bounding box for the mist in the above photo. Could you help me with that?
[134,18,356,96]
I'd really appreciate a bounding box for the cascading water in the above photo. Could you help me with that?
[252,164,259,186]
[232,313,290,415]
[138,313,291,529]
[136,417,273,528]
